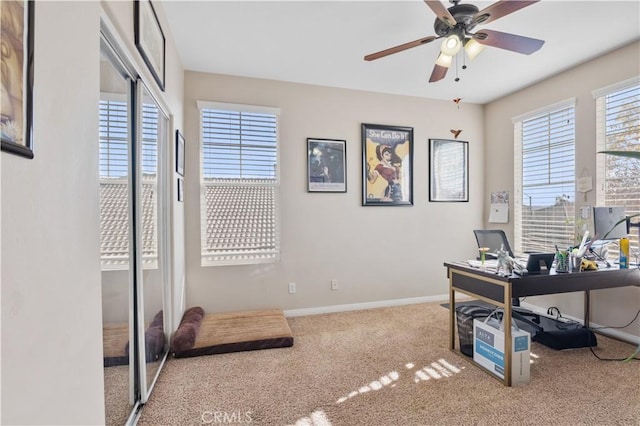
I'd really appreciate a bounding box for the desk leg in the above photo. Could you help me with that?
[449,278,456,350]
[504,284,513,387]
[584,290,590,329]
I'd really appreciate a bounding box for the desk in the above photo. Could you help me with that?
[444,262,639,386]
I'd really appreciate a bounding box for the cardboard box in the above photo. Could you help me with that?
[473,317,531,385]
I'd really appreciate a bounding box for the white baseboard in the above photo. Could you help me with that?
[283,293,473,318]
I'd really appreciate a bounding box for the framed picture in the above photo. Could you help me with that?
[134,0,165,91]
[175,130,185,176]
[429,139,469,202]
[307,138,346,192]
[362,123,413,206]
[1,0,35,159]
[177,178,184,202]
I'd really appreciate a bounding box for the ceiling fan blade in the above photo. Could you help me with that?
[474,29,544,55]
[473,0,539,25]
[364,36,437,61]
[424,1,456,28]
[429,64,448,83]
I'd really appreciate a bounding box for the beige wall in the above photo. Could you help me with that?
[485,40,640,337]
[183,72,486,314]
[1,1,184,424]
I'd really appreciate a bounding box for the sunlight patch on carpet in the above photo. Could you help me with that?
[335,371,400,404]
[530,352,540,363]
[290,410,331,426]
[412,358,464,383]
[335,357,466,404]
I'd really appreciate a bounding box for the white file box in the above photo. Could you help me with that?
[473,314,530,385]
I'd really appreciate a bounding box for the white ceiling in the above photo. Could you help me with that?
[162,1,640,104]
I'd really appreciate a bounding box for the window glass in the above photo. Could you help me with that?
[199,103,280,266]
[595,81,640,261]
[514,103,576,253]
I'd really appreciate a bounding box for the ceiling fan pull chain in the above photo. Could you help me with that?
[455,53,460,82]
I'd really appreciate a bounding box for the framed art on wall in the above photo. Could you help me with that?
[177,178,184,202]
[307,138,346,193]
[362,123,413,206]
[134,0,165,91]
[429,139,469,202]
[176,130,185,176]
[1,0,35,159]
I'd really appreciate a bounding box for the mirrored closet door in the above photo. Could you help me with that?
[99,41,137,426]
[99,24,170,425]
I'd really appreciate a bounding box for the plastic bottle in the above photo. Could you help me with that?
[619,237,629,269]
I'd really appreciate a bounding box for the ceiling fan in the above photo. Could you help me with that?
[364,0,545,82]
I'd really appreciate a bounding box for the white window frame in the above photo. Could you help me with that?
[513,98,576,255]
[198,101,281,266]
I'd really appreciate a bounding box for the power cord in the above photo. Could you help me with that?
[589,345,639,362]
[588,309,640,330]
[588,308,640,362]
[546,306,579,330]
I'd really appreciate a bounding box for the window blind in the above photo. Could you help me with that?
[594,78,640,259]
[514,102,576,254]
[99,98,158,269]
[99,99,128,178]
[199,102,280,266]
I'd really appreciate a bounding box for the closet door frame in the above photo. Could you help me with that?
[134,79,171,403]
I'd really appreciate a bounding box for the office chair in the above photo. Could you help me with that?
[473,229,523,308]
[473,229,514,259]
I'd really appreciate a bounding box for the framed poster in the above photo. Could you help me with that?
[175,130,185,176]
[1,0,35,159]
[307,138,346,192]
[429,139,469,202]
[362,123,413,206]
[134,0,166,91]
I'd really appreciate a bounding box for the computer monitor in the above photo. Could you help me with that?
[593,206,628,240]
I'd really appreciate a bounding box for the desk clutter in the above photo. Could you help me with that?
[470,228,634,276]
[467,251,601,275]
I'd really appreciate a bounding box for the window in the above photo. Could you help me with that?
[513,100,576,254]
[593,77,640,260]
[198,101,280,266]
[99,95,159,269]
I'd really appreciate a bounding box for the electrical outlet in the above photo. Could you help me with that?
[331,279,338,290]
[288,282,296,294]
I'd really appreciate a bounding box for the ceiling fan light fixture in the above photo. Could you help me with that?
[435,52,453,68]
[440,34,462,56]
[464,38,485,60]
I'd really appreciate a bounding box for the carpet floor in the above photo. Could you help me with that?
[137,301,639,426]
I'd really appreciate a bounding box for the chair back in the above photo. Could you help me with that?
[473,229,514,258]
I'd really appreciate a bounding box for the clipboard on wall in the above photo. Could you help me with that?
[489,191,509,223]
